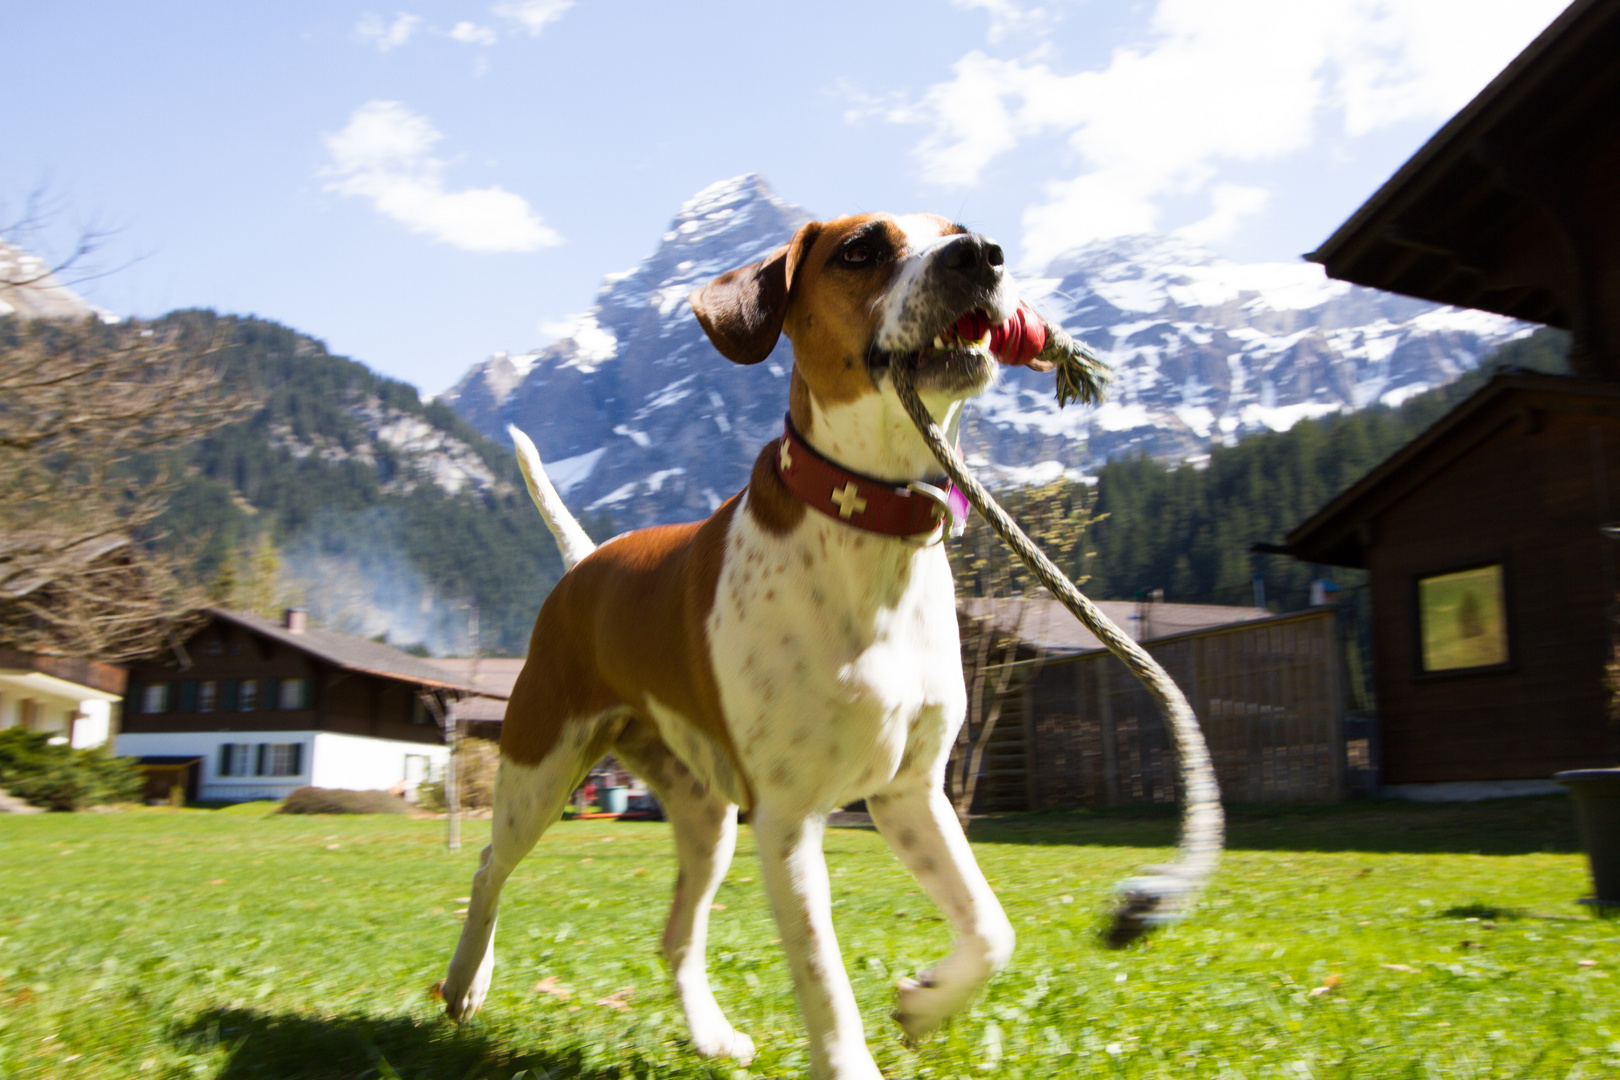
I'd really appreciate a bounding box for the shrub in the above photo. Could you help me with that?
[0,727,145,810]
[277,786,409,815]
[415,737,499,811]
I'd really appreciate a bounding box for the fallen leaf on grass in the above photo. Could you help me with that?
[581,857,594,865]
[326,844,341,850]
[711,903,727,911]
[430,980,445,1000]
[596,988,632,1010]
[1579,960,1599,967]
[205,879,226,886]
[534,977,572,1000]
[1381,963,1418,973]
[455,896,470,903]
[10,988,33,1007]
[1308,976,1342,998]
[600,837,615,843]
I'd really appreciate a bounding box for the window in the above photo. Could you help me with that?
[140,683,169,714]
[239,679,257,712]
[219,743,255,777]
[1419,564,1509,673]
[279,678,310,710]
[258,743,303,777]
[197,681,217,713]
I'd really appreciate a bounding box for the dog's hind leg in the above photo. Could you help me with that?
[440,715,617,1021]
[613,721,753,1064]
[867,783,1015,1041]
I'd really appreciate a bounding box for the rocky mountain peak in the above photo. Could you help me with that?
[443,179,1529,526]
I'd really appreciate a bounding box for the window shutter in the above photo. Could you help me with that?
[255,743,267,776]
[180,681,198,713]
[220,744,233,777]
[290,742,304,776]
[222,680,239,711]
[263,678,279,712]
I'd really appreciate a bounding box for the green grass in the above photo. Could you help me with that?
[1,798,1616,1079]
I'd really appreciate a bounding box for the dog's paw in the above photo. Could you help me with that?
[892,974,962,1042]
[438,976,488,1023]
[690,1026,755,1064]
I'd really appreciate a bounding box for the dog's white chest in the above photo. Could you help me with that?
[706,503,967,812]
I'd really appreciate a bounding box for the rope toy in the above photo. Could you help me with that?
[893,315,1224,944]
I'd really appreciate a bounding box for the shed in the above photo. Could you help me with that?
[1272,0,1620,785]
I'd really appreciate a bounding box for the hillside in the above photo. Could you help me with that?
[150,311,570,656]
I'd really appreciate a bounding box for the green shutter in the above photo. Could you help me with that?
[263,678,280,712]
[179,681,198,712]
[222,680,239,711]
[290,743,304,776]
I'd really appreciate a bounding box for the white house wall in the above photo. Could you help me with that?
[115,729,446,803]
[0,672,121,748]
[310,731,447,797]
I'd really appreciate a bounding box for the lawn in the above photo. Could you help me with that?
[1,797,1616,1079]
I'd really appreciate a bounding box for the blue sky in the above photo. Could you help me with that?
[6,0,1568,396]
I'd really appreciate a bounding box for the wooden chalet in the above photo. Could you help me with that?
[118,608,506,802]
[1271,0,1620,784]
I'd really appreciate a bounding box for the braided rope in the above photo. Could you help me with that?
[893,357,1224,944]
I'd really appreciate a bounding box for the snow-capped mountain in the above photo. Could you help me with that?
[968,233,1526,478]
[443,176,1527,527]
[0,241,113,321]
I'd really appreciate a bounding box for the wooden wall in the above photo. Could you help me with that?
[960,609,1348,812]
[1367,400,1620,782]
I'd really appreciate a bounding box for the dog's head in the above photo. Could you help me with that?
[689,214,1019,412]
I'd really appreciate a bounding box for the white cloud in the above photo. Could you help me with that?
[1174,184,1271,245]
[353,12,421,52]
[491,0,573,35]
[949,0,1051,43]
[321,101,562,253]
[449,21,499,46]
[884,0,1567,266]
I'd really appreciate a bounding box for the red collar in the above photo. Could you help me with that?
[773,413,968,539]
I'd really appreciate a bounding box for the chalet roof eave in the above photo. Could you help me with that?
[1307,0,1604,273]
[1276,371,1620,565]
[206,608,505,699]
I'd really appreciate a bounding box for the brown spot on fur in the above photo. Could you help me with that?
[744,440,806,536]
[898,828,917,849]
[500,500,753,809]
[801,551,813,570]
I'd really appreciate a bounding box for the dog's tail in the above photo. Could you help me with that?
[509,424,597,572]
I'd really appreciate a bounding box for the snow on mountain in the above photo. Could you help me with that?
[966,233,1527,477]
[0,241,114,321]
[443,178,1528,528]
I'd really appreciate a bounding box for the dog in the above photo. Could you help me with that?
[440,213,1046,1080]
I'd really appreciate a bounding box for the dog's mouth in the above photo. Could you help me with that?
[870,307,1040,395]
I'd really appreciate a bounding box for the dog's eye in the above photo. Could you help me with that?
[841,241,874,267]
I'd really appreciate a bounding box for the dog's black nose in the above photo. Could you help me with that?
[941,235,1003,279]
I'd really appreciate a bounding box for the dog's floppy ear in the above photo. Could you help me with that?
[689,222,822,365]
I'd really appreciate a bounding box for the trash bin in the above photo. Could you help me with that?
[600,785,629,815]
[1555,769,1620,909]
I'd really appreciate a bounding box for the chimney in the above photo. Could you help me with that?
[284,608,307,634]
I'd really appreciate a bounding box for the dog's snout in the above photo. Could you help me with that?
[940,235,1004,281]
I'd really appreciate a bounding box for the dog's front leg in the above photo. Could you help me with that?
[867,784,1015,1040]
[753,803,884,1080]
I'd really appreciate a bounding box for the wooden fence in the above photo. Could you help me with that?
[962,608,1348,812]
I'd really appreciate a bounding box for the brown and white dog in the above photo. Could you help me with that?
[440,213,1039,1080]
